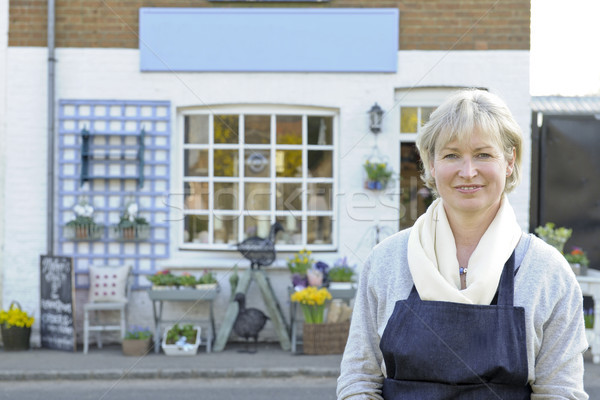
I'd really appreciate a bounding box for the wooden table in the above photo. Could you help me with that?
[288,286,357,354]
[147,287,218,354]
[577,269,600,363]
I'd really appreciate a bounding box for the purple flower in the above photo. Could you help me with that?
[291,274,308,289]
[315,261,329,274]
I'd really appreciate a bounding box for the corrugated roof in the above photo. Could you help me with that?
[531,96,600,114]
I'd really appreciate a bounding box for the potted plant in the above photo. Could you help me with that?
[195,269,218,290]
[65,200,103,240]
[0,301,35,351]
[564,247,590,276]
[290,286,348,354]
[122,326,152,356]
[534,222,572,254]
[363,160,393,191]
[162,323,201,356]
[328,257,356,289]
[113,201,150,241]
[147,269,178,289]
[287,249,314,289]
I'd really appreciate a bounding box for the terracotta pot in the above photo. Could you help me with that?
[122,338,151,356]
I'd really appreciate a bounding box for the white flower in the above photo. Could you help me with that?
[82,204,94,217]
[73,204,84,216]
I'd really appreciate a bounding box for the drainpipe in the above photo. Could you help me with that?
[47,0,56,255]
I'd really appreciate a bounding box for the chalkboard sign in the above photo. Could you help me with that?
[40,255,76,351]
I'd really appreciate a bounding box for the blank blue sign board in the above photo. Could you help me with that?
[139,8,398,72]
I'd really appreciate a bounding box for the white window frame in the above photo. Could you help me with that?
[177,104,339,252]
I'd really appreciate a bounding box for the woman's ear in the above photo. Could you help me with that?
[506,147,516,176]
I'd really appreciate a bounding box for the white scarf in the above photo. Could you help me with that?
[407,195,522,305]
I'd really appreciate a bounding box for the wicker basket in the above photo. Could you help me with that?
[302,321,350,355]
[1,325,31,351]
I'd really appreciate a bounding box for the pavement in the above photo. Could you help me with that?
[0,342,342,381]
[1,343,600,394]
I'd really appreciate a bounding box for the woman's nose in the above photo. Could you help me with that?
[458,158,477,178]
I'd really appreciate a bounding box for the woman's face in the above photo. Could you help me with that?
[431,130,514,222]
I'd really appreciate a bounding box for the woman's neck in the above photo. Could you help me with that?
[445,205,499,267]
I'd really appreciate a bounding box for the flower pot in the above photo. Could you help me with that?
[161,326,201,356]
[122,337,151,356]
[364,180,388,191]
[1,325,31,351]
[570,263,582,276]
[302,321,350,355]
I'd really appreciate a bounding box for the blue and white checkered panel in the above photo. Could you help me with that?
[57,100,171,289]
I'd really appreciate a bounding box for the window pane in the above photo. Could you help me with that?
[185,115,209,144]
[276,115,302,145]
[244,215,271,239]
[307,116,332,145]
[276,150,302,177]
[214,149,239,177]
[214,182,239,210]
[184,182,209,210]
[308,150,332,177]
[421,107,436,126]
[214,114,239,144]
[276,182,302,211]
[307,216,332,244]
[245,182,270,211]
[400,107,418,133]
[307,183,332,211]
[276,215,302,244]
[184,149,208,176]
[245,115,270,144]
[400,143,433,229]
[244,150,270,178]
[184,215,209,243]
[214,215,238,245]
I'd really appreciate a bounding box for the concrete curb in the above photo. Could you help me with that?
[0,367,341,381]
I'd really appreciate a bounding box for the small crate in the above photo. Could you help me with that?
[302,321,350,355]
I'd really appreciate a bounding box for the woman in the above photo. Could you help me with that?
[337,89,588,399]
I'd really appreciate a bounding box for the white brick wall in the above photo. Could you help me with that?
[0,0,8,314]
[2,47,530,344]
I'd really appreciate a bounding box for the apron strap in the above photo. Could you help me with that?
[497,233,532,306]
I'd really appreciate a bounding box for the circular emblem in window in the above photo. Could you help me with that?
[247,152,267,173]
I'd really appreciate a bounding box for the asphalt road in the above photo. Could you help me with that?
[0,377,338,400]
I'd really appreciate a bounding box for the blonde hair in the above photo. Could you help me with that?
[416,89,522,194]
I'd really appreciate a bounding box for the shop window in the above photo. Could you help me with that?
[181,108,336,250]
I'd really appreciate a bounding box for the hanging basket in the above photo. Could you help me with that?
[111,224,151,241]
[64,223,103,241]
[302,321,350,355]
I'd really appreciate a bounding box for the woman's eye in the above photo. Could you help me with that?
[477,153,492,159]
[443,153,458,159]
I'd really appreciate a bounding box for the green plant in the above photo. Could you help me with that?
[118,202,149,228]
[125,326,152,340]
[534,222,572,254]
[177,272,197,287]
[328,257,356,282]
[165,324,198,345]
[364,160,393,183]
[287,249,314,276]
[197,270,217,284]
[564,247,590,267]
[147,269,178,286]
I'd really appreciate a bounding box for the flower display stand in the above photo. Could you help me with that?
[1,325,31,351]
[302,321,350,355]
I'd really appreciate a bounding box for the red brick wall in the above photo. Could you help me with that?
[9,0,530,50]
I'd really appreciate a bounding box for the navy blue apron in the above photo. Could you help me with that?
[379,251,532,399]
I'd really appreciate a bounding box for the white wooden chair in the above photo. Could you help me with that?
[83,265,133,354]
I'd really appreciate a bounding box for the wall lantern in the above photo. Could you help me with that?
[368,103,384,134]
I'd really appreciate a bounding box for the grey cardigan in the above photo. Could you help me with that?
[337,229,588,399]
